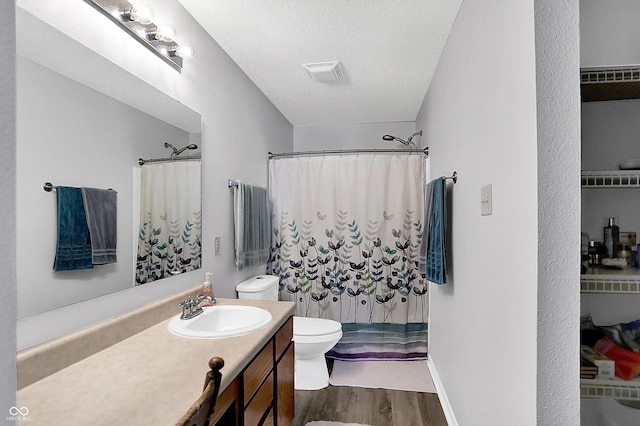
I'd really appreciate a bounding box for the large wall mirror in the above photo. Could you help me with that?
[16,5,202,321]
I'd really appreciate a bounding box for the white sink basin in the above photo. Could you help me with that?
[167,305,272,339]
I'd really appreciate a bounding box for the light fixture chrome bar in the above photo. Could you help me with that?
[268,147,429,159]
[83,0,183,72]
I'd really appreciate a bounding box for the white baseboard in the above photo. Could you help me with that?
[427,355,458,426]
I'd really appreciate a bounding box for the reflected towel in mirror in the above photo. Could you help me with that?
[82,187,117,265]
[53,186,93,271]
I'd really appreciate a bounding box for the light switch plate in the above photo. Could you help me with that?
[481,184,492,216]
[214,236,221,256]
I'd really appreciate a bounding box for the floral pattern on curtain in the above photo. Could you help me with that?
[268,154,429,360]
[136,161,201,285]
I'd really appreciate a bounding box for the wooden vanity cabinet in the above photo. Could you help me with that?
[275,319,294,426]
[212,316,294,426]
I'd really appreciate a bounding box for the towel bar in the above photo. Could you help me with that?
[43,182,116,192]
[442,171,458,184]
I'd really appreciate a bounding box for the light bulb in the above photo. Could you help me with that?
[155,25,176,42]
[176,45,194,60]
[123,4,154,25]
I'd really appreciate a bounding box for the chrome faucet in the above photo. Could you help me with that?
[177,293,216,320]
[178,296,203,320]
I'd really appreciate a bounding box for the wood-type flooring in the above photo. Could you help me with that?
[292,385,448,426]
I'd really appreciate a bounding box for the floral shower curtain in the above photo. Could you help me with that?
[268,154,429,360]
[136,161,201,285]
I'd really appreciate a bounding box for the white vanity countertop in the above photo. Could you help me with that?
[17,297,295,425]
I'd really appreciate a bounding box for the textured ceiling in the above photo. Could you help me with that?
[179,0,462,126]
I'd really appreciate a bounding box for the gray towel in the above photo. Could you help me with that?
[82,187,117,265]
[233,182,270,270]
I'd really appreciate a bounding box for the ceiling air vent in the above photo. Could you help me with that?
[303,61,344,81]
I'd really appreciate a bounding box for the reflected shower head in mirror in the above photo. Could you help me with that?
[165,142,198,158]
[382,130,423,147]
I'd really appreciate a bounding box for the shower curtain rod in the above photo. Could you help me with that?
[138,155,201,165]
[267,147,428,159]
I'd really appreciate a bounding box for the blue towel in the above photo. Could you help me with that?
[418,180,435,273]
[233,182,271,270]
[426,178,447,284]
[82,187,117,265]
[53,186,93,271]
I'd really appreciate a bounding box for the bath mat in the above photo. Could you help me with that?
[328,359,436,393]
[305,422,373,426]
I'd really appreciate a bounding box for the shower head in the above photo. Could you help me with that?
[382,130,423,147]
[164,142,178,155]
[165,142,199,158]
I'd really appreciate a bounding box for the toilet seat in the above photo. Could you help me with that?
[293,316,342,337]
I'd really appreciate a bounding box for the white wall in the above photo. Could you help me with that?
[294,121,417,151]
[581,0,640,68]
[417,0,580,424]
[16,57,194,319]
[534,1,581,424]
[16,0,293,349]
[0,0,17,415]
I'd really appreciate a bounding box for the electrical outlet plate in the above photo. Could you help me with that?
[481,184,492,216]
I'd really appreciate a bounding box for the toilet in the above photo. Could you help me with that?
[236,275,343,390]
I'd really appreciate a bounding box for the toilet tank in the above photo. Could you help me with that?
[236,275,279,301]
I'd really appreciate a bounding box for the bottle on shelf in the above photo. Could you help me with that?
[604,217,620,259]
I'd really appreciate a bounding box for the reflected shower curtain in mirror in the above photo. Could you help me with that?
[268,154,429,360]
[136,161,201,285]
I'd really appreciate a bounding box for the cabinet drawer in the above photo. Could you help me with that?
[275,317,293,361]
[244,340,274,404]
[244,372,274,426]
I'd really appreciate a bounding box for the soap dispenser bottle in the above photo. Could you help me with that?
[604,217,620,259]
[200,272,214,306]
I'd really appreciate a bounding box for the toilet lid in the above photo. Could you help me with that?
[294,316,342,337]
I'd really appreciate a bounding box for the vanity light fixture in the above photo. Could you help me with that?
[147,25,176,43]
[168,45,195,60]
[83,0,194,72]
[121,3,154,25]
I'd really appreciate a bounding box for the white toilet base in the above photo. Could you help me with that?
[295,355,330,390]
